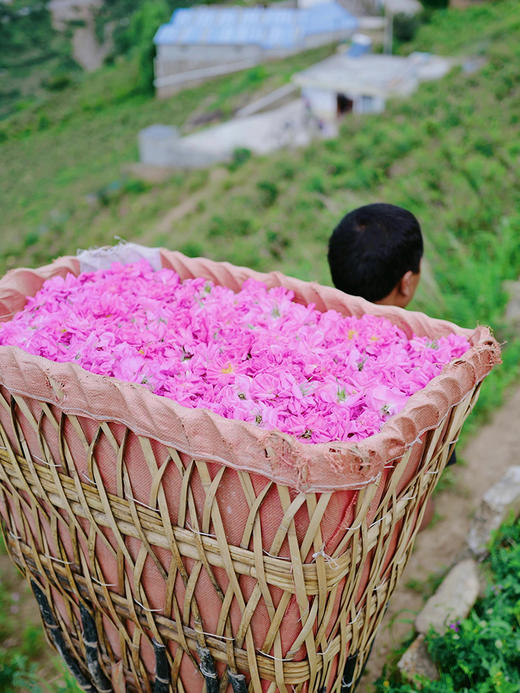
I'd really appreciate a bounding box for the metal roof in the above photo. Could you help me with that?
[154,3,358,49]
[293,52,453,97]
[293,53,419,97]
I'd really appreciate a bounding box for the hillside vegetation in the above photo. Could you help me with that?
[0,2,519,689]
[0,0,79,119]
[1,0,520,429]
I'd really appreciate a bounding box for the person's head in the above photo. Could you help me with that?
[327,203,423,307]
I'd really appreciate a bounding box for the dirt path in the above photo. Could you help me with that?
[358,384,520,690]
[138,167,228,243]
[49,0,112,72]
[72,19,112,72]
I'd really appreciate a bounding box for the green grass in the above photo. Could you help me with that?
[376,515,520,692]
[0,548,81,692]
[399,0,520,54]
[405,566,447,600]
[0,42,335,267]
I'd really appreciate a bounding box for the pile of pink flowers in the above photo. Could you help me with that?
[0,261,469,444]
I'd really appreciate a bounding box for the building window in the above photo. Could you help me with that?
[360,95,374,112]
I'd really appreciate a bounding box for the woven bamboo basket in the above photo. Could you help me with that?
[0,246,501,693]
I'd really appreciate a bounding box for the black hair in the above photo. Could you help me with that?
[327,203,423,302]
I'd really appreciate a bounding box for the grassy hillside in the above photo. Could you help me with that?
[0,42,335,264]
[0,0,249,120]
[0,2,519,688]
[0,0,79,119]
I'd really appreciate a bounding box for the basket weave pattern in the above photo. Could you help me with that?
[0,250,499,692]
[0,384,478,692]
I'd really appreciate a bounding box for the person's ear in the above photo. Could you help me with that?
[375,269,420,307]
[399,270,415,302]
[397,270,420,307]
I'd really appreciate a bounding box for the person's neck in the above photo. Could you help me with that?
[375,288,405,308]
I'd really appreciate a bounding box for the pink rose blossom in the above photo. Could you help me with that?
[0,261,470,444]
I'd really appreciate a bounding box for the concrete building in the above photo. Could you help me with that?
[299,0,421,15]
[153,3,358,98]
[300,0,378,13]
[293,50,453,125]
[138,99,317,169]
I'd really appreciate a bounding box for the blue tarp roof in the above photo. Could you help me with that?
[154,3,358,49]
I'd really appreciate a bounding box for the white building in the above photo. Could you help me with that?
[153,3,358,98]
[293,50,453,125]
[138,99,316,169]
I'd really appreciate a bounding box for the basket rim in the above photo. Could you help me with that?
[0,247,501,492]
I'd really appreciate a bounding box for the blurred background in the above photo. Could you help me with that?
[1,0,520,689]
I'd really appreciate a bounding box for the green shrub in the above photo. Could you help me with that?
[207,215,228,238]
[275,160,297,181]
[305,173,326,195]
[228,148,252,171]
[266,229,291,259]
[109,0,170,93]
[0,651,41,692]
[123,178,148,195]
[179,241,204,257]
[257,180,279,207]
[376,518,520,692]
[44,75,72,92]
[37,114,50,131]
[421,0,449,9]
[393,13,423,44]
[23,231,39,248]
